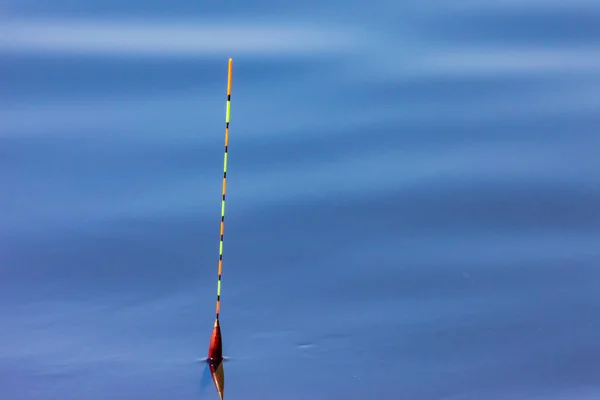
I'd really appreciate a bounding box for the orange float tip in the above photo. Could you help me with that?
[207,319,223,361]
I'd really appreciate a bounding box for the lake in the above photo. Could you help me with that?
[2,1,600,399]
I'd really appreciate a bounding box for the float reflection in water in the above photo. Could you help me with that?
[208,359,225,400]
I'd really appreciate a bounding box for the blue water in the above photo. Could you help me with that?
[2,1,600,399]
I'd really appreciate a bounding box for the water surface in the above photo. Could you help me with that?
[2,1,600,399]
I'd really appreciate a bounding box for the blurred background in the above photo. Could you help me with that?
[2,1,600,399]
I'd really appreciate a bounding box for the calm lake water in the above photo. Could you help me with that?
[2,1,600,399]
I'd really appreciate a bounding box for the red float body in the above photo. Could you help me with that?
[207,319,223,361]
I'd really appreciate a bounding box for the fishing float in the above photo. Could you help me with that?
[206,57,233,400]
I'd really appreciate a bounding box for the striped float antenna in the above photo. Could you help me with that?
[216,57,232,321]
